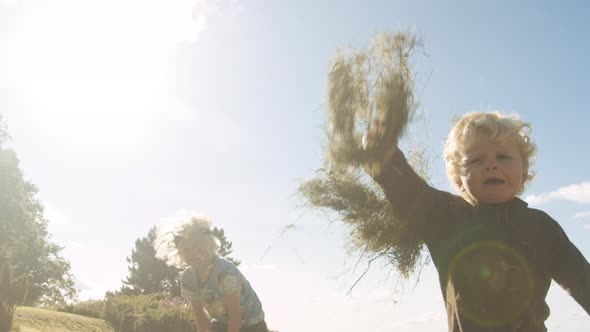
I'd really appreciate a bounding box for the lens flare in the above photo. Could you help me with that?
[447,241,534,327]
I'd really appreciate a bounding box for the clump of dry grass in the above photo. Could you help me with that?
[298,164,427,279]
[326,32,421,171]
[299,32,429,283]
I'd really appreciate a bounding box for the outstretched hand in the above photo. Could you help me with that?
[326,32,418,171]
[362,116,398,177]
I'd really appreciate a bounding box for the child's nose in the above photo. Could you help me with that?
[485,159,498,170]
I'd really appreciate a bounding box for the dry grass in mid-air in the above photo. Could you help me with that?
[326,32,421,173]
[299,32,430,282]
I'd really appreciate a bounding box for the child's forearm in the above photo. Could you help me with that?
[549,222,590,314]
[374,147,432,215]
[192,302,212,332]
[371,146,450,241]
[226,317,241,332]
[555,260,590,315]
[196,321,212,332]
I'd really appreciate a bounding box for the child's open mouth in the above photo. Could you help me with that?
[484,178,505,185]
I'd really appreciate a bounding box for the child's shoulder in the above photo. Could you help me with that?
[519,202,554,221]
[516,202,565,234]
[214,256,240,272]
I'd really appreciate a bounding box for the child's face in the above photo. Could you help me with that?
[456,135,526,205]
[177,237,212,268]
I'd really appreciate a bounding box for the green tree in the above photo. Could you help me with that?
[0,114,77,306]
[0,259,28,332]
[121,227,181,296]
[0,114,9,149]
[121,226,240,296]
[212,226,240,267]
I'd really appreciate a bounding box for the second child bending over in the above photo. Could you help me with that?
[154,216,268,332]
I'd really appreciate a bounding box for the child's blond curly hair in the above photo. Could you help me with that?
[153,215,221,268]
[444,111,537,196]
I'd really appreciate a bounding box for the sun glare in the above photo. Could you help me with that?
[11,0,202,145]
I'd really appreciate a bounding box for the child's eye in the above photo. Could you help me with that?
[467,158,481,165]
[497,154,510,160]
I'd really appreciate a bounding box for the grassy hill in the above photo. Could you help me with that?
[12,306,113,332]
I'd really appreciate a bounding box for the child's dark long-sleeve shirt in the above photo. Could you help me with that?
[373,148,590,332]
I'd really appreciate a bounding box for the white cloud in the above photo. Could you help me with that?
[75,277,108,300]
[384,311,443,329]
[160,208,211,224]
[69,241,86,248]
[549,182,590,203]
[43,203,70,225]
[0,0,19,6]
[229,0,245,12]
[524,181,590,206]
[241,264,278,271]
[524,194,551,206]
[75,278,93,291]
[574,211,590,219]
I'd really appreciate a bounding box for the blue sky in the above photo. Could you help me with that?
[1,0,590,331]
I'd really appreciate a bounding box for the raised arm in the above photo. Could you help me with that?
[221,290,242,332]
[367,145,452,243]
[190,298,212,332]
[545,213,590,314]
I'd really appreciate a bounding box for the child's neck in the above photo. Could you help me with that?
[471,197,518,207]
[193,256,215,281]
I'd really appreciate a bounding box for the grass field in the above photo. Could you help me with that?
[12,306,114,332]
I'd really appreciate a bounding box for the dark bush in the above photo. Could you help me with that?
[56,299,105,319]
[103,293,196,332]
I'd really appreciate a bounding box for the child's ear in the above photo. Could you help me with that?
[522,168,528,182]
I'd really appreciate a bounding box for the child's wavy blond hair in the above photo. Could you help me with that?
[153,215,221,268]
[444,111,536,196]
